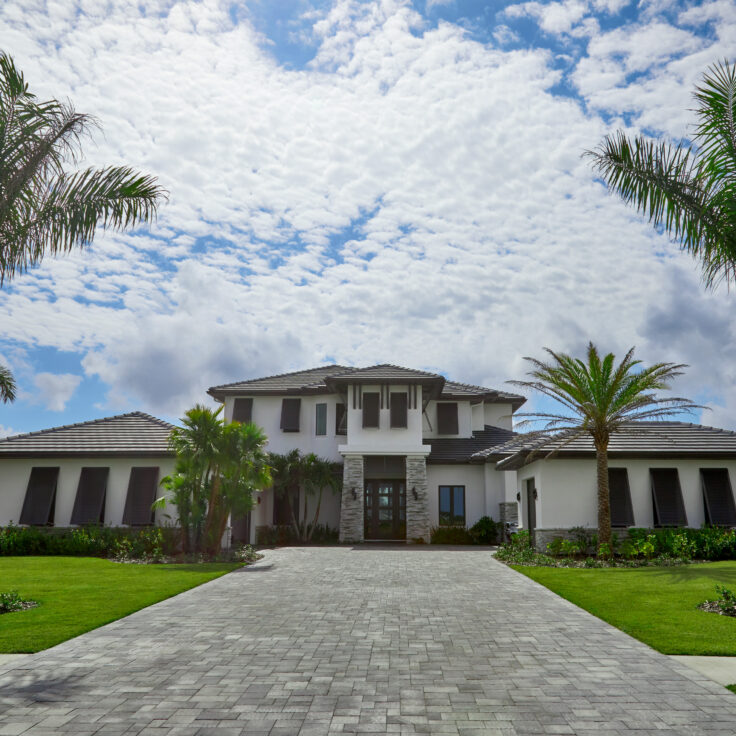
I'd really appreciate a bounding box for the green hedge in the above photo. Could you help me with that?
[430,516,500,545]
[0,524,178,559]
[624,527,736,560]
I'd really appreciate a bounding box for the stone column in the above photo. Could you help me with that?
[339,455,364,543]
[406,455,430,543]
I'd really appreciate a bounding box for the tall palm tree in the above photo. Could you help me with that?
[0,51,167,283]
[509,343,701,551]
[586,59,736,287]
[0,363,15,403]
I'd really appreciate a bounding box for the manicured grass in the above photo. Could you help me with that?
[514,561,736,655]
[0,557,240,653]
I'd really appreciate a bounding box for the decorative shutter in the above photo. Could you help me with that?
[71,467,109,525]
[315,403,327,436]
[232,398,253,423]
[362,393,380,428]
[280,398,301,432]
[390,392,408,428]
[701,469,736,526]
[19,467,59,526]
[650,469,687,526]
[335,403,347,435]
[608,468,634,527]
[437,403,459,434]
[123,467,159,526]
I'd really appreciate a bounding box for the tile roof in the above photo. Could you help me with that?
[428,425,517,464]
[208,364,525,406]
[477,422,736,470]
[0,412,176,457]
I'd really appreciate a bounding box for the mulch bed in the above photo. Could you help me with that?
[698,601,736,617]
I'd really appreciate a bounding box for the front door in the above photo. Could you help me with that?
[525,478,537,548]
[364,480,406,540]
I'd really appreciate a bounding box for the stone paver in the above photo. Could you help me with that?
[1,546,736,735]
[671,656,736,687]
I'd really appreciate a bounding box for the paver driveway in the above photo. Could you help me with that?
[1,547,736,735]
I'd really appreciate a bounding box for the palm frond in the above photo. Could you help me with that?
[0,362,15,403]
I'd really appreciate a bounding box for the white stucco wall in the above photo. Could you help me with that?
[513,456,736,530]
[0,456,176,527]
[225,395,343,462]
[483,403,514,431]
[426,464,487,527]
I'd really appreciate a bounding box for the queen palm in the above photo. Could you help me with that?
[586,59,736,287]
[0,52,167,398]
[509,343,701,552]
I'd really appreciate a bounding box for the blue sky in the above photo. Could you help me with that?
[0,0,734,436]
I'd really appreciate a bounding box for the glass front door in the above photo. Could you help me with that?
[364,480,406,539]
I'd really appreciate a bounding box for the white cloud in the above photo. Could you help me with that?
[32,373,83,412]
[0,425,15,438]
[505,0,589,35]
[0,0,735,431]
[492,24,521,45]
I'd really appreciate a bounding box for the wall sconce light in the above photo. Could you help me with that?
[533,489,538,500]
[351,487,358,500]
[411,486,418,500]
[257,497,261,505]
[516,492,521,502]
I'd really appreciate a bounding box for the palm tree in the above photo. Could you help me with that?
[159,405,271,556]
[0,52,167,284]
[509,343,701,552]
[0,363,15,403]
[586,59,736,287]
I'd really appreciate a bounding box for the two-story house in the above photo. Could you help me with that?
[207,364,525,543]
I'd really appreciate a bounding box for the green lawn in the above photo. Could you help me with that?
[514,561,736,655]
[0,557,240,653]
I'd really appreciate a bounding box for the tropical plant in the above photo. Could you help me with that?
[0,363,15,403]
[509,343,701,551]
[268,449,341,542]
[158,405,271,556]
[586,59,736,287]
[0,51,166,284]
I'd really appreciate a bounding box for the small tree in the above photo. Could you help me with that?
[269,450,341,542]
[159,405,271,555]
[509,343,701,551]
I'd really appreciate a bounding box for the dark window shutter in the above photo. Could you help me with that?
[437,403,459,434]
[390,392,408,428]
[438,486,451,525]
[362,392,380,428]
[232,398,253,423]
[123,467,159,526]
[19,467,59,526]
[650,468,687,527]
[701,469,736,526]
[315,403,327,436]
[280,398,301,432]
[71,467,109,525]
[608,468,634,527]
[335,403,347,435]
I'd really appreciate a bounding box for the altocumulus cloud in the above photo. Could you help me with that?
[0,0,734,430]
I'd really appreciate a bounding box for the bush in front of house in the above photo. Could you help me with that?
[0,523,178,560]
[468,516,500,545]
[430,516,501,545]
[254,523,339,546]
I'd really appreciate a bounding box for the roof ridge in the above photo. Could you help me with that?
[0,411,176,443]
[357,363,441,377]
[209,364,352,391]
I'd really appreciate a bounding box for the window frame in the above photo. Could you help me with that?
[438,485,466,526]
[280,398,301,433]
[232,397,253,423]
[315,402,327,436]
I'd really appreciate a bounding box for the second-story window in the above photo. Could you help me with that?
[390,392,408,428]
[280,398,301,432]
[315,403,327,436]
[335,403,347,435]
[437,402,459,434]
[362,392,380,428]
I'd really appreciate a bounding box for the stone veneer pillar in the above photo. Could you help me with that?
[406,455,430,543]
[339,455,364,543]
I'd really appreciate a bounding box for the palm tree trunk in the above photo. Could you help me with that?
[595,441,612,551]
[306,487,323,542]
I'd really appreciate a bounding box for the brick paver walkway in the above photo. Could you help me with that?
[1,547,736,735]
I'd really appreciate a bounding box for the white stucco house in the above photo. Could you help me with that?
[3,363,736,550]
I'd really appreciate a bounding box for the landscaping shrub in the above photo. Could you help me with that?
[496,530,556,566]
[254,523,338,546]
[430,526,474,544]
[0,591,25,613]
[700,584,736,617]
[626,527,736,560]
[468,516,500,544]
[0,523,178,560]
